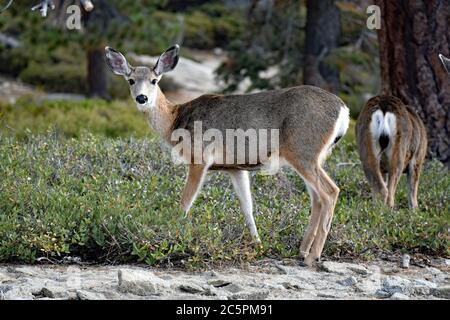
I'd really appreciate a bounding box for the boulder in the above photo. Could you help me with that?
[76,290,106,300]
[382,276,412,295]
[118,269,169,296]
[432,286,450,299]
[179,283,205,294]
[338,276,358,287]
[390,292,410,300]
[229,289,269,300]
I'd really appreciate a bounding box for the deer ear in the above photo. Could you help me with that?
[105,47,132,76]
[153,45,180,76]
[439,54,450,74]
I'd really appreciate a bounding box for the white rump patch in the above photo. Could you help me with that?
[318,105,350,165]
[370,109,396,156]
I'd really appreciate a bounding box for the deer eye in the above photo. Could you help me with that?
[128,79,135,86]
[151,79,158,85]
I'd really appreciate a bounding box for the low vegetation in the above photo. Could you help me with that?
[0,100,151,139]
[0,100,448,268]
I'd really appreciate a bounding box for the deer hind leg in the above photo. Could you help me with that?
[360,142,388,204]
[228,170,260,242]
[386,151,404,208]
[181,164,209,214]
[407,157,422,209]
[299,182,322,258]
[284,155,331,264]
[306,168,340,265]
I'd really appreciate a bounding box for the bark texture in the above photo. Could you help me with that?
[304,0,341,93]
[376,0,450,167]
[87,47,109,99]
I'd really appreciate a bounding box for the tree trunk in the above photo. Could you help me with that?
[376,0,450,167]
[87,47,109,99]
[304,0,341,93]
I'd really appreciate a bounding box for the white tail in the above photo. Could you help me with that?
[370,110,396,154]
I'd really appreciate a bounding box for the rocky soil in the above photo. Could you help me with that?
[1,259,449,300]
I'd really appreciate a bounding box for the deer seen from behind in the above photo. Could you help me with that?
[356,96,427,209]
[105,44,350,266]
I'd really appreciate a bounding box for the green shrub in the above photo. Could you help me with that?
[19,62,87,94]
[0,100,152,139]
[0,131,448,267]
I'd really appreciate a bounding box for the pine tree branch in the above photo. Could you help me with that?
[80,0,94,12]
[0,0,14,13]
[31,1,94,17]
[31,0,56,17]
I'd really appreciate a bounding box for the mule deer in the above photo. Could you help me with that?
[105,45,350,265]
[356,96,427,209]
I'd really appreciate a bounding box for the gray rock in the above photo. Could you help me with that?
[319,261,348,275]
[0,287,34,300]
[201,285,219,297]
[320,261,369,276]
[347,265,371,276]
[223,283,244,293]
[425,267,442,276]
[274,263,289,274]
[179,283,204,294]
[390,292,410,300]
[317,292,340,299]
[375,289,392,299]
[432,286,450,299]
[118,269,169,296]
[261,283,285,290]
[412,279,437,296]
[0,285,12,295]
[338,276,358,287]
[401,254,411,269]
[382,276,412,295]
[431,258,450,267]
[282,281,315,291]
[76,290,106,300]
[33,287,55,299]
[229,290,269,300]
[207,279,231,287]
[355,281,380,296]
[0,271,13,283]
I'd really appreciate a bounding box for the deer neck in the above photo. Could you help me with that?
[143,86,177,142]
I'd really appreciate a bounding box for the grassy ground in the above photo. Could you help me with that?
[0,101,448,268]
[0,99,151,139]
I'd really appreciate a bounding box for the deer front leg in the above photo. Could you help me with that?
[228,170,260,243]
[181,164,209,214]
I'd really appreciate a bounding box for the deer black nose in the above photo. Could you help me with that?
[136,95,148,105]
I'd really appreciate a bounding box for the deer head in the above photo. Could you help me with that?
[105,45,180,111]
